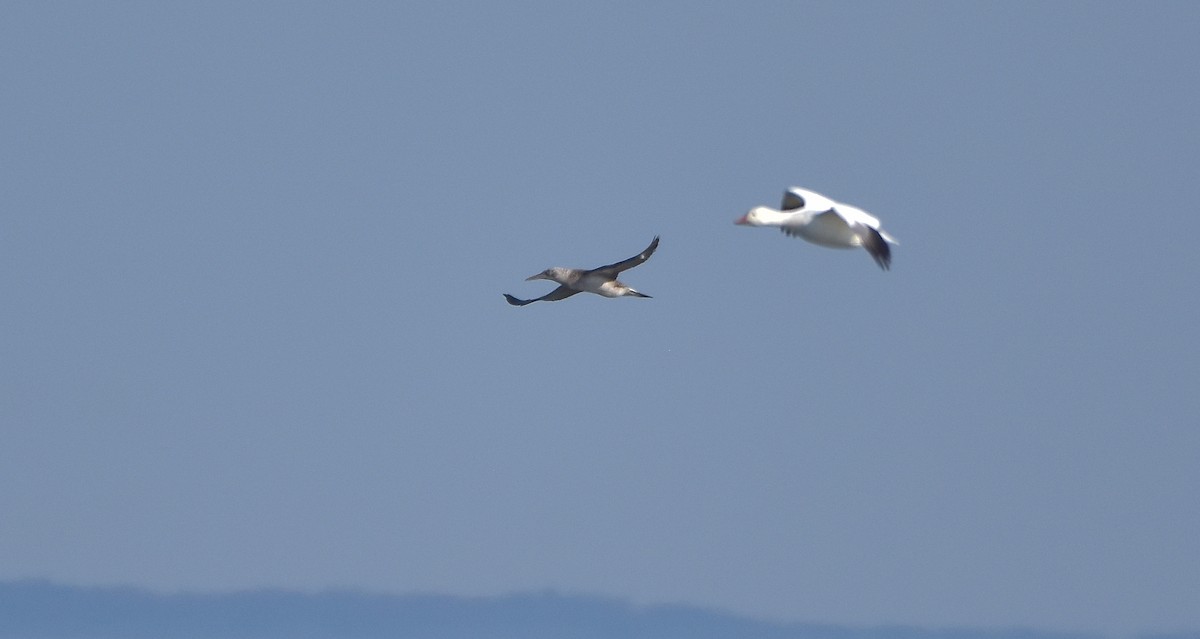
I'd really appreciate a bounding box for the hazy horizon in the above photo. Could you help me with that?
[4,579,1181,639]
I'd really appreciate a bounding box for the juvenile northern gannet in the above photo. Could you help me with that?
[504,236,660,306]
[736,187,897,270]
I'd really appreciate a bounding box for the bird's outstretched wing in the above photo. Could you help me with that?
[781,190,806,211]
[590,236,660,276]
[781,188,837,212]
[503,285,581,306]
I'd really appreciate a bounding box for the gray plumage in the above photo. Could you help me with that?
[504,236,660,306]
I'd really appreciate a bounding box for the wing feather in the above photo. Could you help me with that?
[589,236,660,276]
[503,286,581,306]
[860,225,892,270]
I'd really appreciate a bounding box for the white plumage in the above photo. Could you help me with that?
[736,187,897,270]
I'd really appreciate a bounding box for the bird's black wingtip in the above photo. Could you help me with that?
[503,293,530,306]
[870,249,891,271]
[862,227,892,271]
[645,235,661,256]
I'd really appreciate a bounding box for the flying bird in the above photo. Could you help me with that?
[735,187,897,270]
[504,236,660,306]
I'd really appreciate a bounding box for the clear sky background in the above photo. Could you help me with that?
[2,2,1198,637]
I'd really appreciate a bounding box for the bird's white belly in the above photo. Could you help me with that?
[793,218,861,248]
[576,274,624,297]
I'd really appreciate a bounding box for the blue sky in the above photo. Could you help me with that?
[2,2,1198,636]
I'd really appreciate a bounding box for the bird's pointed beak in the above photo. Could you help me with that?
[734,213,751,225]
[525,273,545,281]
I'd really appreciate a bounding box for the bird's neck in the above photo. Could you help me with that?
[751,206,795,226]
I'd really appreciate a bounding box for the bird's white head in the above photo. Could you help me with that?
[735,206,780,227]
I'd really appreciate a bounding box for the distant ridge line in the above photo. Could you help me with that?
[0,579,1122,639]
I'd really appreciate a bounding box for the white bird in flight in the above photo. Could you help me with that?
[736,187,897,270]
